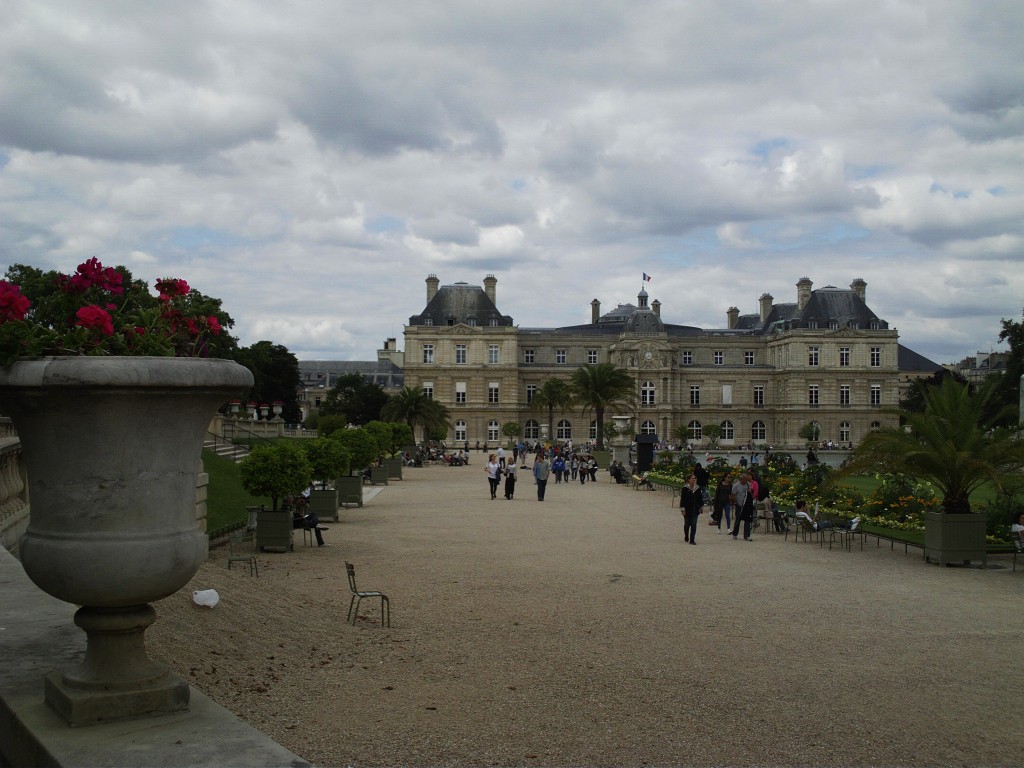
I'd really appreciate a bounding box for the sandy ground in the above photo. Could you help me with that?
[148,462,1024,768]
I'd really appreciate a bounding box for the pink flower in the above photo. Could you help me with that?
[206,316,222,334]
[155,278,190,301]
[75,305,114,336]
[0,281,31,322]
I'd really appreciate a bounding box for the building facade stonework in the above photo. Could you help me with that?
[402,275,940,449]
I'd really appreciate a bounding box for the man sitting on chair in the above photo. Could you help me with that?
[292,507,329,546]
[794,500,860,531]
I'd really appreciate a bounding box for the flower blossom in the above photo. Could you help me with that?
[155,278,190,301]
[75,305,115,336]
[0,281,31,322]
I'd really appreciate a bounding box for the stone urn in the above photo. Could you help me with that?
[0,357,252,726]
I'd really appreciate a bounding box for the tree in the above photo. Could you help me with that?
[840,377,1024,514]
[331,427,381,474]
[381,386,450,443]
[319,373,388,425]
[901,369,967,415]
[531,378,574,443]
[501,421,521,446]
[303,438,349,488]
[239,441,312,511]
[363,421,394,457]
[994,308,1024,424]
[569,363,635,450]
[702,423,722,448]
[798,421,821,444]
[233,341,302,423]
[388,422,415,453]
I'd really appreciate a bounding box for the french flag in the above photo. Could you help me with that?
[642,272,652,283]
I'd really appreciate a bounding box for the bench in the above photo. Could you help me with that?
[631,475,654,491]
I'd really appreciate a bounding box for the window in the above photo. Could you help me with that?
[641,380,656,406]
[690,385,700,406]
[721,384,732,405]
[839,384,850,406]
[807,320,818,329]
[490,316,499,327]
[870,346,881,367]
[753,385,764,406]
[681,351,693,365]
[588,349,598,364]
[870,384,881,406]
[751,420,766,441]
[455,420,466,441]
[525,419,539,439]
[808,346,819,366]
[839,346,850,367]
[488,420,499,441]
[808,384,819,406]
[455,382,466,404]
[467,316,477,326]
[524,349,535,364]
[720,420,734,441]
[488,382,499,404]
[455,344,467,364]
[488,345,499,364]
[424,317,433,326]
[714,350,724,365]
[744,351,755,365]
[871,420,881,431]
[526,384,537,404]
[829,320,839,330]
[556,349,566,364]
[590,420,597,440]
[870,320,879,330]
[839,421,851,442]
[688,420,702,441]
[423,382,434,400]
[422,344,434,364]
[556,420,572,439]
[641,420,657,435]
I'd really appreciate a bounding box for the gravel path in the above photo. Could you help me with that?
[148,463,1024,767]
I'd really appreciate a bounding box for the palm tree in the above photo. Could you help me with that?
[840,377,1024,514]
[531,378,574,443]
[569,363,635,451]
[381,386,451,444]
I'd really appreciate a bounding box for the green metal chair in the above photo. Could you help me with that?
[345,562,390,627]
[227,531,258,577]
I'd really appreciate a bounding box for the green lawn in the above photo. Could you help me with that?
[202,449,271,535]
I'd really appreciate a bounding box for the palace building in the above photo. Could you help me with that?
[401,274,942,449]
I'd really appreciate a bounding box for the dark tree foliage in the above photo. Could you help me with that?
[232,340,302,423]
[319,372,388,425]
[900,368,967,415]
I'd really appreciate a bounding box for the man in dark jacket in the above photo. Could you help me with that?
[680,473,703,545]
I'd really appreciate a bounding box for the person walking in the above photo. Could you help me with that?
[485,454,501,500]
[533,454,551,501]
[713,473,733,534]
[730,473,755,541]
[680,473,703,545]
[504,462,517,500]
[496,446,506,470]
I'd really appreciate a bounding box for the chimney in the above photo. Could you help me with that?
[591,299,601,324]
[727,306,739,329]
[797,277,813,310]
[759,293,774,324]
[850,278,866,302]
[426,274,439,302]
[484,274,497,304]
[652,299,661,318]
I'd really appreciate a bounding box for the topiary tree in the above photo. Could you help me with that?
[317,413,348,437]
[303,438,349,489]
[239,441,313,512]
[388,422,414,453]
[364,421,394,458]
[702,423,722,448]
[501,421,521,446]
[330,427,380,475]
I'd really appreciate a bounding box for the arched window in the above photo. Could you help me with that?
[641,420,657,435]
[751,420,766,441]
[870,420,881,431]
[487,420,499,441]
[839,421,851,442]
[720,420,734,441]
[688,420,702,441]
[525,419,539,439]
[641,380,656,406]
[455,420,466,441]
[556,420,572,440]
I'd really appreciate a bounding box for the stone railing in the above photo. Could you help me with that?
[0,421,29,553]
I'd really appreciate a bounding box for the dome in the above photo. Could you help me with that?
[625,309,665,334]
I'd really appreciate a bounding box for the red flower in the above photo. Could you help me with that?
[155,278,190,301]
[75,305,114,336]
[0,281,31,322]
[64,258,124,295]
[206,316,222,334]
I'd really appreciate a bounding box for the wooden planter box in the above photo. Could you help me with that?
[384,458,403,480]
[924,511,987,568]
[308,488,339,522]
[256,508,294,553]
[336,476,363,508]
[370,467,389,486]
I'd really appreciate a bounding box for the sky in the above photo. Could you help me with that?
[1,1,1022,365]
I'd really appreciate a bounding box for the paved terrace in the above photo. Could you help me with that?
[151,463,1021,767]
